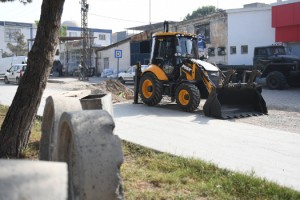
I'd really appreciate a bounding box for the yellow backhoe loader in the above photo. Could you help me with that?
[134,22,267,119]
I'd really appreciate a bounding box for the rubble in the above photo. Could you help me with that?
[91,79,134,103]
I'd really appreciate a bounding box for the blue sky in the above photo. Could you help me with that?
[0,0,277,32]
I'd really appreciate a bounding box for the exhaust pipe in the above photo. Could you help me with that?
[164,21,169,32]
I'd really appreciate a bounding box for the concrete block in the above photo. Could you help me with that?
[80,93,114,116]
[0,159,68,200]
[57,110,124,200]
[40,95,82,161]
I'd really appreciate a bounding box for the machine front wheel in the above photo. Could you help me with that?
[175,83,200,112]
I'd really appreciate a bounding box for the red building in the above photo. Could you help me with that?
[272,1,300,55]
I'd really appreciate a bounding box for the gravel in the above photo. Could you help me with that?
[231,109,300,134]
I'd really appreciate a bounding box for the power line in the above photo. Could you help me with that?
[89,12,147,24]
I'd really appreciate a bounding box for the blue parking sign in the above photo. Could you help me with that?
[115,50,122,58]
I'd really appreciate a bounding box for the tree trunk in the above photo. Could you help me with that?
[0,0,65,158]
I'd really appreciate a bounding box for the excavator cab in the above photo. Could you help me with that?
[150,33,199,81]
[135,23,267,119]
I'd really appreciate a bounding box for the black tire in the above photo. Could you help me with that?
[175,83,200,112]
[266,71,286,90]
[118,77,125,84]
[139,73,163,106]
[4,77,9,84]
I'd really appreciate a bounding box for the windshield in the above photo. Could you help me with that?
[175,36,198,58]
[269,47,286,55]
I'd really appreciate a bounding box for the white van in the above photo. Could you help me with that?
[0,56,27,78]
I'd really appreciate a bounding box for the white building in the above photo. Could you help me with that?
[59,20,112,75]
[0,21,37,57]
[96,38,131,75]
[227,3,275,65]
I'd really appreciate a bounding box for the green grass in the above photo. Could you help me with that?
[122,141,300,200]
[0,105,42,159]
[1,105,300,199]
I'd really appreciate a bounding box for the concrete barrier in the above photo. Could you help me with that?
[57,110,124,200]
[0,159,68,200]
[40,92,114,161]
[39,95,82,161]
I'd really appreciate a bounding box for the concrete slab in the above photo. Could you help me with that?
[0,160,67,200]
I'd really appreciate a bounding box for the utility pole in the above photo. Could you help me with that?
[80,0,89,80]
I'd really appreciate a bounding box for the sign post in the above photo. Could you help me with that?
[114,50,122,78]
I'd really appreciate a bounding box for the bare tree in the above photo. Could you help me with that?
[0,0,65,158]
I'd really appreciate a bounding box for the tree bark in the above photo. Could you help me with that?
[0,0,65,158]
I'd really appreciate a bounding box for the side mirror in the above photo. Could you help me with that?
[7,69,10,72]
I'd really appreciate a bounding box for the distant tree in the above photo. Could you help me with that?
[0,0,65,158]
[60,25,67,37]
[184,5,224,21]
[6,32,28,56]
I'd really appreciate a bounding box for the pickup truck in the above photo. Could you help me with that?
[219,45,300,90]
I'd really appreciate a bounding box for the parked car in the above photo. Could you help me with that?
[4,64,27,85]
[118,65,148,84]
[101,68,115,78]
[0,56,27,78]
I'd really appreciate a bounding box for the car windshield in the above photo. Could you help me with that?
[127,66,135,72]
[269,47,286,55]
[175,36,198,58]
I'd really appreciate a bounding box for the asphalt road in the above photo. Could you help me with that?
[114,103,300,191]
[1,79,300,191]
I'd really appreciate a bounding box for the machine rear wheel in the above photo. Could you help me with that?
[266,71,286,90]
[4,77,9,84]
[175,83,200,112]
[139,73,163,106]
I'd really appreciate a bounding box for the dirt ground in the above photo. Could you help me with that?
[47,79,300,134]
[48,79,134,103]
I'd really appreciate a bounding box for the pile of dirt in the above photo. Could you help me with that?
[91,79,134,103]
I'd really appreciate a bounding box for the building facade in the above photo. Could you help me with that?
[272,0,300,56]
[0,21,37,58]
[96,38,131,76]
[227,4,275,65]
[169,11,228,65]
[59,21,112,75]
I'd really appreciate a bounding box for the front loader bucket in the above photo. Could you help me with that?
[203,87,267,119]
